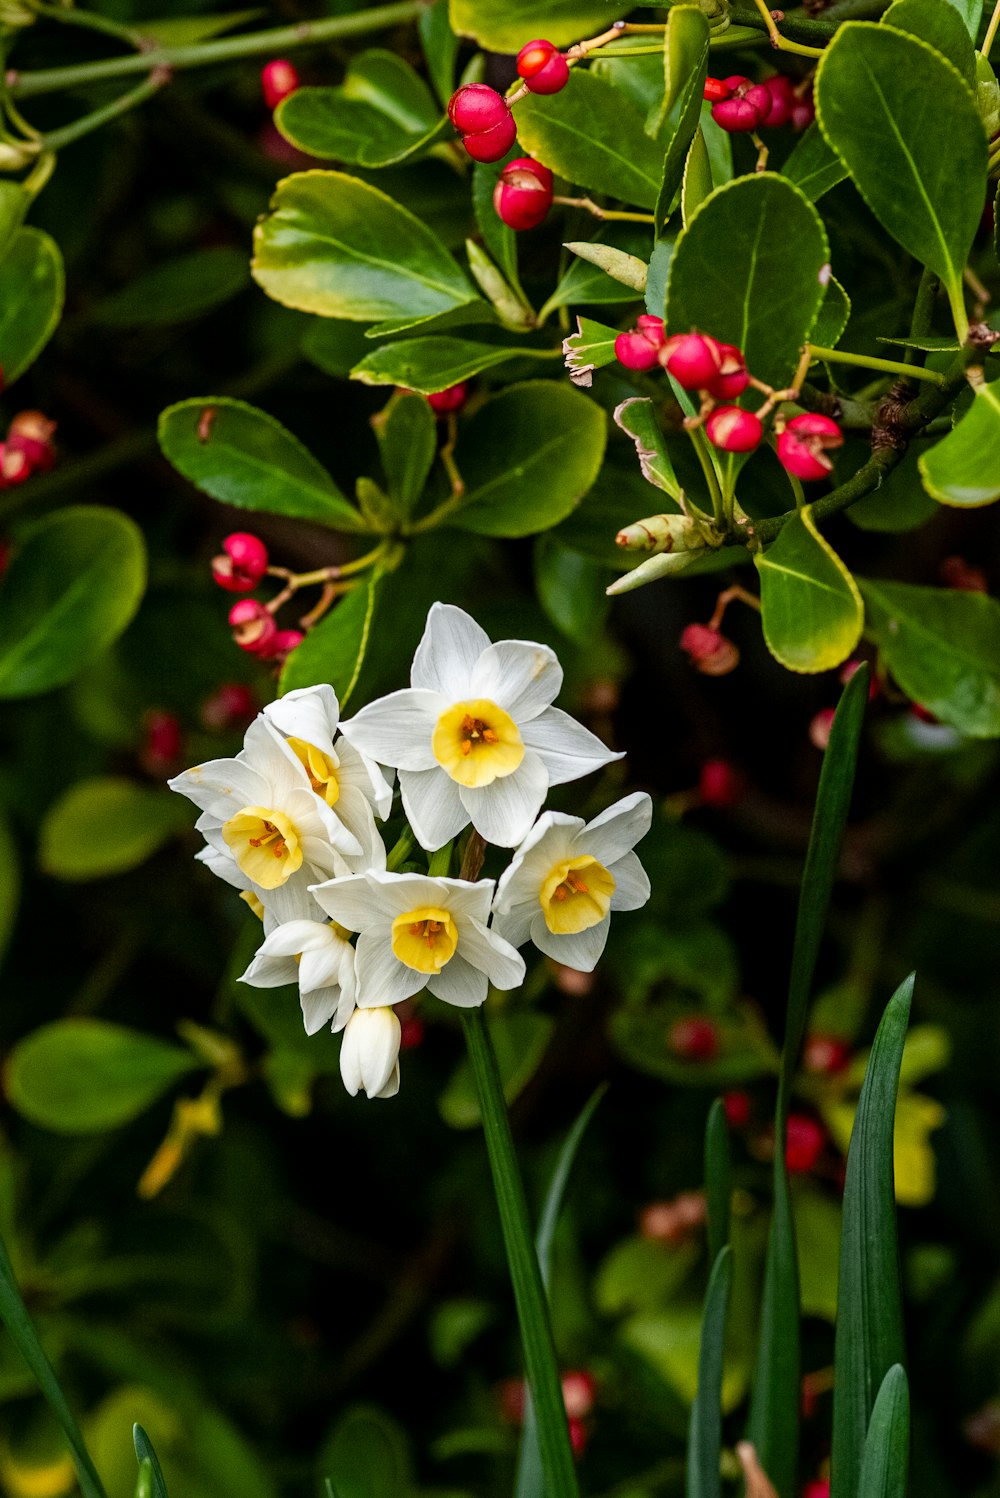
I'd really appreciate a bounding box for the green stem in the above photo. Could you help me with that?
[728,3,839,40]
[689,425,726,527]
[9,0,427,98]
[904,267,938,370]
[984,0,1000,58]
[460,1005,580,1498]
[40,69,168,150]
[385,828,415,872]
[808,342,946,387]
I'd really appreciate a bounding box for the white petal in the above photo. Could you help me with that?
[521,708,623,786]
[362,869,492,921]
[461,751,548,848]
[256,919,331,960]
[335,735,394,820]
[242,717,313,802]
[489,901,536,951]
[399,767,469,851]
[309,874,381,932]
[298,936,352,995]
[529,909,611,972]
[470,640,562,723]
[259,881,326,927]
[195,844,251,891]
[608,850,651,911]
[355,930,426,1006]
[339,1006,401,1096]
[300,985,341,1035]
[460,915,526,991]
[411,602,490,696]
[427,951,488,1008]
[264,684,340,758]
[239,952,297,989]
[493,812,580,914]
[339,689,443,770]
[169,756,266,818]
[374,1062,400,1099]
[576,792,653,866]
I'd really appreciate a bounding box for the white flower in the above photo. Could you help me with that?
[338,603,622,850]
[339,1006,401,1099]
[309,869,525,1009]
[240,917,357,1036]
[491,792,652,971]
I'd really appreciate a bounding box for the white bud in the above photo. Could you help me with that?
[339,1006,401,1100]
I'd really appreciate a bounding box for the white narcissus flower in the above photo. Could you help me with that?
[338,603,622,850]
[491,792,653,971]
[310,870,525,1009]
[339,1006,401,1099]
[240,915,357,1036]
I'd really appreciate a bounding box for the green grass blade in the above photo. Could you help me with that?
[0,1227,107,1498]
[686,1247,733,1498]
[705,1098,731,1267]
[857,1364,910,1498]
[831,974,912,1498]
[748,663,870,1498]
[133,1425,168,1498]
[133,1459,154,1498]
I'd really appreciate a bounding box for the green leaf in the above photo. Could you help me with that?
[882,0,975,83]
[613,396,682,498]
[39,777,188,881]
[666,174,829,387]
[919,381,1000,505]
[4,1018,198,1133]
[447,381,606,536]
[682,127,713,228]
[755,507,864,673]
[322,1406,413,1498]
[652,6,711,226]
[815,23,986,339]
[705,1098,731,1268]
[562,315,620,386]
[275,52,445,168]
[158,396,362,528]
[376,392,436,517]
[687,1247,732,1498]
[0,506,146,700]
[351,335,549,392]
[831,976,913,1498]
[0,227,64,386]
[534,534,610,639]
[547,242,647,313]
[280,571,380,707]
[515,71,664,209]
[448,0,611,49]
[949,0,984,35]
[133,1426,169,1498]
[811,275,852,349]
[0,183,28,257]
[781,122,848,203]
[419,0,459,108]
[138,8,261,45]
[88,246,249,327]
[857,1365,910,1498]
[252,170,477,322]
[472,162,520,291]
[134,1459,154,1498]
[859,577,1000,736]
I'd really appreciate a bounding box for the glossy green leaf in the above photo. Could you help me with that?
[447,381,606,537]
[781,122,848,203]
[516,72,664,209]
[687,1247,732,1498]
[652,6,711,226]
[133,1427,168,1498]
[280,571,380,707]
[815,24,985,338]
[705,1098,731,1268]
[830,975,912,1498]
[322,1406,413,1498]
[756,507,864,673]
[39,777,188,881]
[950,0,984,35]
[448,0,610,49]
[303,318,378,378]
[562,316,620,386]
[849,444,938,532]
[613,396,682,498]
[682,127,713,228]
[0,227,64,386]
[882,0,975,83]
[547,243,647,314]
[252,170,477,322]
[0,183,28,256]
[275,52,446,167]
[419,0,459,107]
[859,578,1000,736]
[134,1459,154,1498]
[376,392,436,517]
[472,162,520,291]
[811,274,852,348]
[158,397,362,528]
[857,1365,910,1498]
[4,1019,198,1133]
[534,535,609,639]
[89,246,249,327]
[919,381,1000,505]
[0,506,146,699]
[351,334,548,392]
[666,174,828,386]
[747,1175,800,1498]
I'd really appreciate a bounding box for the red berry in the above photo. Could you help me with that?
[803,1033,852,1076]
[703,76,732,102]
[615,329,660,371]
[493,155,553,230]
[561,1370,597,1419]
[680,623,740,676]
[448,85,517,162]
[427,382,468,415]
[659,331,723,390]
[462,115,517,162]
[568,1418,589,1458]
[400,1016,425,1050]
[141,709,184,772]
[200,682,257,731]
[785,1114,825,1174]
[723,1090,752,1128]
[791,91,815,130]
[706,405,763,453]
[706,343,749,401]
[804,1480,830,1498]
[698,757,744,808]
[712,76,773,133]
[228,599,278,655]
[213,531,269,592]
[516,39,570,94]
[809,706,835,750]
[261,59,300,111]
[761,74,796,128]
[0,443,32,488]
[636,315,666,349]
[777,412,843,481]
[668,1015,719,1062]
[268,628,304,659]
[7,410,56,472]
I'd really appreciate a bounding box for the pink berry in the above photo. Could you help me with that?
[761,74,796,128]
[561,1371,597,1420]
[516,38,570,95]
[615,329,661,372]
[141,709,183,772]
[448,85,517,161]
[659,331,723,390]
[698,757,744,808]
[461,114,517,162]
[706,405,763,453]
[668,1015,719,1062]
[809,706,836,750]
[7,410,56,472]
[785,1114,825,1174]
[712,76,772,133]
[803,1033,852,1076]
[803,1481,830,1498]
[703,76,732,102]
[791,90,815,130]
[723,1090,752,1128]
[268,628,304,659]
[261,59,300,111]
[493,156,553,231]
[200,682,257,731]
[680,623,740,676]
[0,443,31,488]
[706,343,749,401]
[213,531,270,592]
[427,382,468,415]
[777,412,843,481]
[636,315,666,349]
[568,1418,588,1458]
[228,598,278,655]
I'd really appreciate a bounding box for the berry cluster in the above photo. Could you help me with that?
[447,37,567,192]
[705,72,814,134]
[0,409,56,489]
[211,532,303,663]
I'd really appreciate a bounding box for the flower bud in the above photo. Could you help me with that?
[703,76,732,102]
[427,382,469,415]
[776,412,843,480]
[228,598,278,655]
[448,85,517,162]
[711,76,773,132]
[616,512,709,555]
[212,531,269,591]
[493,156,553,230]
[261,59,300,111]
[7,409,56,472]
[803,1032,851,1076]
[697,757,744,808]
[760,73,796,128]
[706,405,763,453]
[340,1006,401,1099]
[200,682,257,731]
[706,344,749,401]
[680,622,740,676]
[668,1015,719,1061]
[659,331,724,390]
[785,1114,826,1174]
[516,38,570,94]
[723,1090,752,1128]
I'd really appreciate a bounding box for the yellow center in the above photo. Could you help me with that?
[222,805,303,889]
[287,737,340,806]
[539,855,615,935]
[432,698,525,788]
[391,905,459,973]
[240,890,266,922]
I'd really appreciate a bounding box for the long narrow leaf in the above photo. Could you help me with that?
[831,975,913,1498]
[705,1098,731,1267]
[686,1247,732,1498]
[133,1425,168,1498]
[134,1459,154,1498]
[0,1228,107,1498]
[857,1364,910,1498]
[748,663,870,1498]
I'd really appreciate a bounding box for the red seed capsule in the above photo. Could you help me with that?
[776,412,843,480]
[7,410,56,472]
[723,1090,752,1128]
[668,1015,719,1061]
[213,531,270,591]
[200,682,257,731]
[261,59,300,111]
[229,599,278,655]
[561,1371,597,1420]
[636,314,666,348]
[803,1033,852,1076]
[462,113,518,162]
[712,75,773,133]
[448,85,517,162]
[785,1114,826,1174]
[706,405,763,453]
[809,706,836,750]
[427,382,469,415]
[493,155,553,230]
[703,76,732,102]
[659,331,724,390]
[706,343,749,401]
[791,90,815,130]
[760,73,796,128]
[680,623,740,676]
[698,757,744,808]
[614,330,661,372]
[516,38,570,94]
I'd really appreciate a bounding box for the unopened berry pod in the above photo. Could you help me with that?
[705,405,763,453]
[659,331,724,390]
[493,156,553,230]
[516,38,570,94]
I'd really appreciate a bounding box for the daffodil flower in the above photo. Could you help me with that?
[310,869,525,1008]
[240,917,357,1036]
[338,603,622,850]
[339,1006,402,1099]
[491,792,652,971]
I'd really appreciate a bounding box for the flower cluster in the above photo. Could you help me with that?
[170,604,652,1100]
